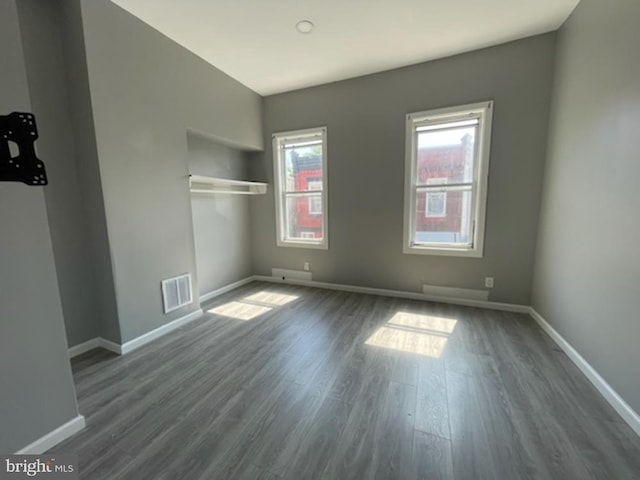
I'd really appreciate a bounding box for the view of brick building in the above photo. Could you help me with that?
[415,133,473,243]
[288,151,323,239]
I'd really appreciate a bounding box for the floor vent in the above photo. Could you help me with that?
[161,273,193,313]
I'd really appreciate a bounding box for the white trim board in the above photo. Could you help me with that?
[68,310,203,358]
[68,337,101,358]
[120,309,203,355]
[199,276,255,304]
[68,337,121,358]
[99,338,123,355]
[253,275,528,313]
[68,275,255,359]
[16,415,85,454]
[529,307,640,438]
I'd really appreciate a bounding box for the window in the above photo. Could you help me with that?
[404,101,493,257]
[273,127,328,249]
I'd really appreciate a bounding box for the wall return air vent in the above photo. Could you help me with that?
[161,273,193,314]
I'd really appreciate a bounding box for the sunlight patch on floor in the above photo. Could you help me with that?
[243,291,299,307]
[365,311,458,357]
[208,301,272,321]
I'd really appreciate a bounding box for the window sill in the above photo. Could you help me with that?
[403,244,483,258]
[277,240,328,250]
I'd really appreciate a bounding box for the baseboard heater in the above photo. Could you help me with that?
[271,268,312,282]
[422,284,489,301]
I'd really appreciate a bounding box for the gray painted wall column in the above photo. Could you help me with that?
[77,0,263,343]
[57,0,122,344]
[16,0,102,347]
[532,0,640,413]
[0,0,79,453]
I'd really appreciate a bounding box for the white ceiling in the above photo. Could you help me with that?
[110,0,580,96]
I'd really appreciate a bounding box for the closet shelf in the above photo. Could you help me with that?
[189,175,267,195]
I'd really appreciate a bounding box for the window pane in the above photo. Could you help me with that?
[284,194,324,241]
[424,178,447,218]
[425,192,446,218]
[416,126,476,185]
[414,189,473,245]
[308,195,322,215]
[284,145,323,192]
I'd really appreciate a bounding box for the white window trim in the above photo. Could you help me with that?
[273,126,328,250]
[403,101,493,258]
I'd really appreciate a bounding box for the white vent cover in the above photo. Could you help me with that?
[161,273,193,313]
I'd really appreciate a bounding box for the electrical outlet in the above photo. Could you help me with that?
[303,262,310,271]
[485,277,494,288]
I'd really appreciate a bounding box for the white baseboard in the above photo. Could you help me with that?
[253,275,529,313]
[68,337,122,357]
[69,273,251,359]
[199,276,255,304]
[98,338,123,355]
[119,309,203,355]
[529,307,640,437]
[68,338,101,358]
[15,415,85,454]
[68,310,203,357]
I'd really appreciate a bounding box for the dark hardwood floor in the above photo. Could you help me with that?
[52,282,640,479]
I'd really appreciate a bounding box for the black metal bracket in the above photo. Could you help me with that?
[0,112,48,186]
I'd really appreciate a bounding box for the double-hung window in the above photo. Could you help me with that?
[273,127,328,249]
[403,101,493,257]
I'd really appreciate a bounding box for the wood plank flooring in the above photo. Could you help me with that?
[51,282,640,479]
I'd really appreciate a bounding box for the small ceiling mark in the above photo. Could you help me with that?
[296,20,314,34]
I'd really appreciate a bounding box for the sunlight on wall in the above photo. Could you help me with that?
[365,312,458,358]
[243,291,299,306]
[208,301,272,321]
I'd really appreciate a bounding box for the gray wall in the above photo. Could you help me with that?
[0,0,79,452]
[532,0,640,413]
[16,0,101,347]
[251,34,556,304]
[188,134,253,297]
[57,0,121,344]
[78,0,263,342]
